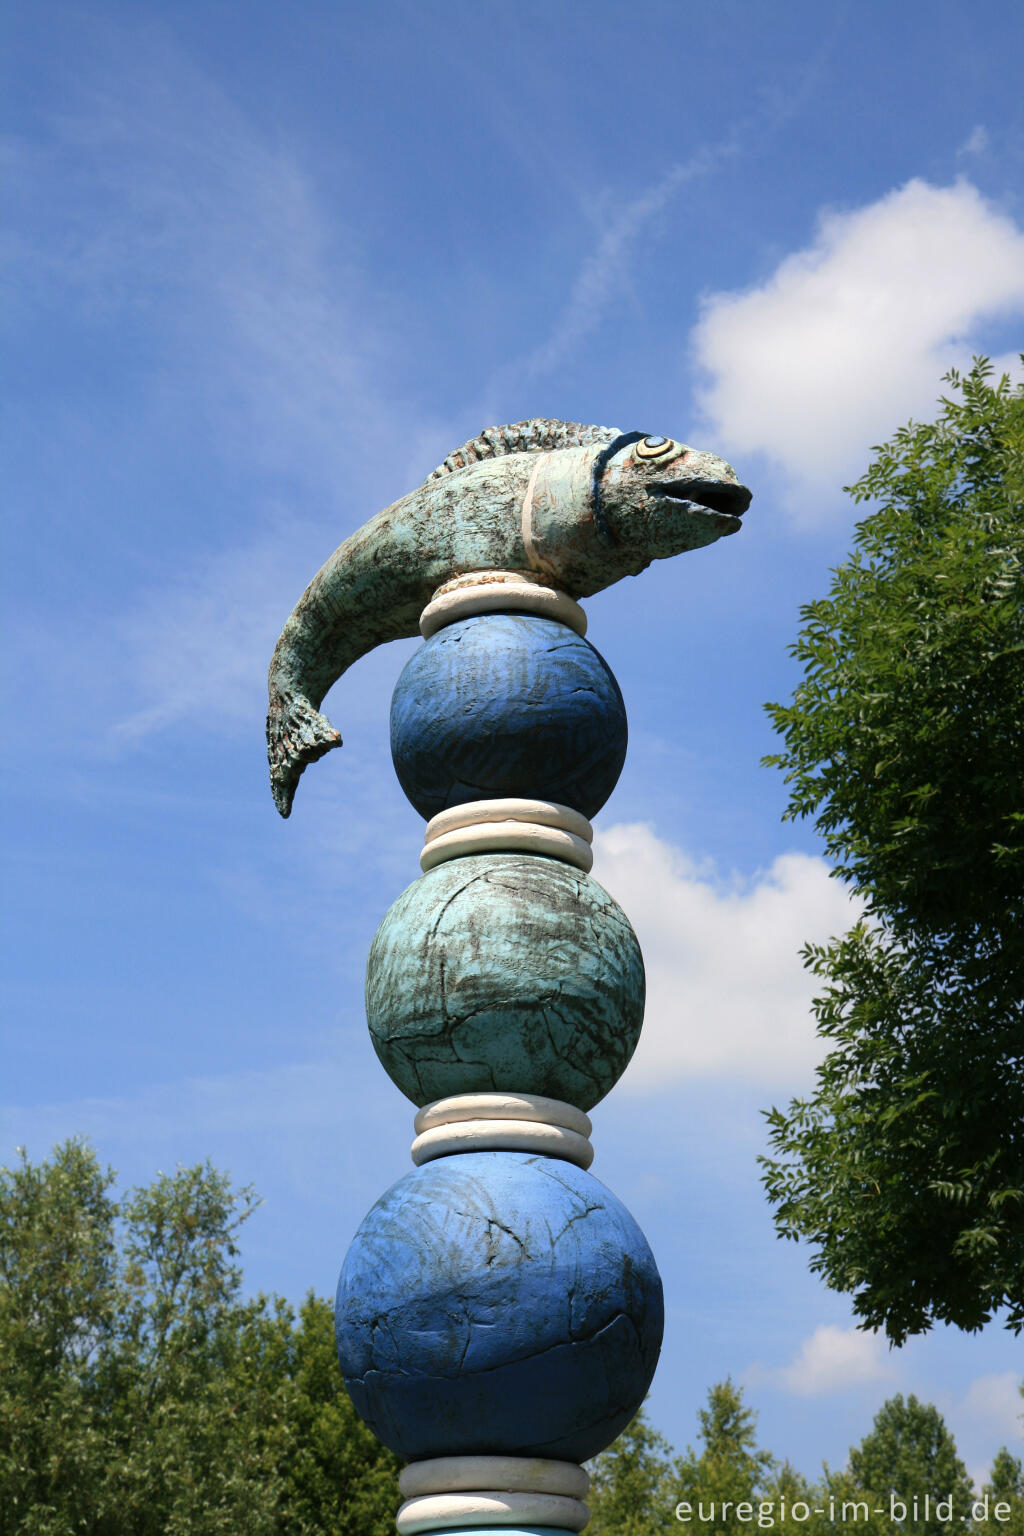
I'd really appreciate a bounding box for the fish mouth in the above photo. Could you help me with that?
[648,479,752,517]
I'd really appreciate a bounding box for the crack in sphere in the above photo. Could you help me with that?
[336,1152,664,1462]
[365,854,645,1110]
[390,614,628,820]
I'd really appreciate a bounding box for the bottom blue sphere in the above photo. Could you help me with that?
[336,1152,663,1462]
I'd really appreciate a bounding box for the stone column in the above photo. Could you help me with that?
[336,573,663,1536]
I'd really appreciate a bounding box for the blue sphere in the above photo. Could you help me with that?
[336,1151,663,1462]
[390,614,627,820]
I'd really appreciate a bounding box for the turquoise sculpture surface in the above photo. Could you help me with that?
[336,1152,664,1462]
[366,853,644,1109]
[268,418,750,1536]
[266,420,750,815]
[390,613,627,819]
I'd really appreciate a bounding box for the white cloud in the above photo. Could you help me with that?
[943,1372,1023,1491]
[691,179,1024,512]
[962,1373,1023,1445]
[751,1325,896,1398]
[591,823,861,1088]
[748,1335,1021,1472]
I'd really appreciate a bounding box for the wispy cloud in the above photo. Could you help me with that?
[488,41,845,402]
[957,124,990,159]
[109,531,322,741]
[0,1051,413,1300]
[7,24,413,491]
[517,142,742,382]
[5,22,456,755]
[962,1373,1023,1448]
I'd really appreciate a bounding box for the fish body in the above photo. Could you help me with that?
[267,420,751,816]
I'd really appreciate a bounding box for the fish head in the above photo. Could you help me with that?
[592,431,752,564]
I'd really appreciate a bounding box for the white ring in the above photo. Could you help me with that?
[410,1120,593,1170]
[425,799,592,845]
[414,1093,592,1139]
[399,1456,589,1500]
[396,1491,589,1533]
[420,822,593,873]
[419,578,586,638]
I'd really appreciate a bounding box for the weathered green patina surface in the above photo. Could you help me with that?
[266,420,751,815]
[365,852,645,1110]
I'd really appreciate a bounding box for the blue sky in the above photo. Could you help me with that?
[4,0,1024,1490]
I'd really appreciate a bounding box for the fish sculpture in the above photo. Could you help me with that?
[267,419,751,816]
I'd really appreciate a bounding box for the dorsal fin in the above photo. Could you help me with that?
[429,419,620,480]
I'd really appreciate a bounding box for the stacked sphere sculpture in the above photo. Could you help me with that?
[266,418,752,1536]
[339,583,662,1536]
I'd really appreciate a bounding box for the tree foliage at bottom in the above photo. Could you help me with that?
[0,1139,399,1536]
[4,1141,1022,1533]
[589,1381,1023,1536]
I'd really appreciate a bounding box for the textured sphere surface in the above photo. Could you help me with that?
[336,1152,664,1462]
[365,854,645,1110]
[390,614,627,820]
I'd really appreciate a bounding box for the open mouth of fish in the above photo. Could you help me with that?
[648,479,752,518]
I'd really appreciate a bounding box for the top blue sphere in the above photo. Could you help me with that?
[390,613,627,820]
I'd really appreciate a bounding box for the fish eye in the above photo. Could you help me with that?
[636,435,676,459]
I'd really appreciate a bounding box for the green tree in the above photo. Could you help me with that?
[760,1459,842,1536]
[761,359,1024,1342]
[278,1294,400,1536]
[846,1393,974,1535]
[0,1140,399,1536]
[586,1405,674,1536]
[1,1138,121,1533]
[815,1465,889,1535]
[671,1380,777,1533]
[982,1445,1024,1534]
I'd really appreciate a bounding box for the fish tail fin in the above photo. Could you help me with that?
[267,689,343,817]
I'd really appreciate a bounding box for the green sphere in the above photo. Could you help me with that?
[365,854,645,1111]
